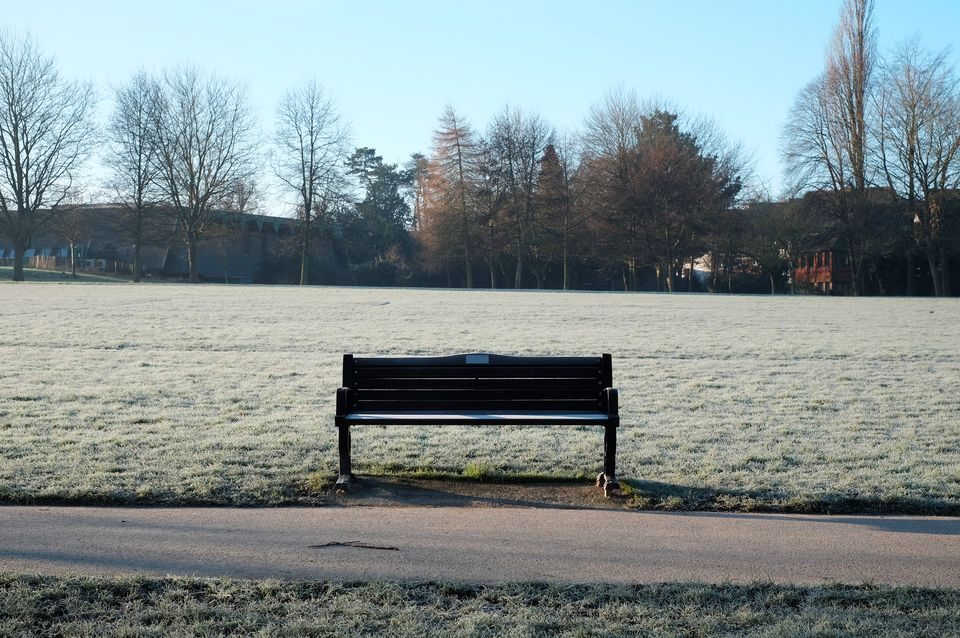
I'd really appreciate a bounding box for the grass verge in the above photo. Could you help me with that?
[1,574,958,637]
[617,479,960,516]
[0,266,127,283]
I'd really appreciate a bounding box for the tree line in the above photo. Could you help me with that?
[1,0,958,294]
[416,100,747,292]
[782,0,960,296]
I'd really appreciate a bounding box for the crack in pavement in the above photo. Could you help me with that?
[308,541,400,551]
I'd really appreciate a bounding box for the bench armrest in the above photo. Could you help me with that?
[603,387,619,422]
[335,387,351,418]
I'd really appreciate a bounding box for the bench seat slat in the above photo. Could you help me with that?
[354,355,602,367]
[354,378,603,390]
[355,388,602,401]
[354,400,601,411]
[342,410,611,425]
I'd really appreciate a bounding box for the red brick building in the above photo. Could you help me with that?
[793,246,854,294]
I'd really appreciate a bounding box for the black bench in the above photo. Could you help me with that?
[334,353,621,496]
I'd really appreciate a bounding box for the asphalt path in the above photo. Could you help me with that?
[1,506,957,586]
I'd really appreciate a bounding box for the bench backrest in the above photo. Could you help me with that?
[343,353,612,413]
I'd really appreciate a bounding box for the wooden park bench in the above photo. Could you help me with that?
[334,353,621,496]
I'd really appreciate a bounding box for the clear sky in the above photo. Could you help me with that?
[6,0,960,213]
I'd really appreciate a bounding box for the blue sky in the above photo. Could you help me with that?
[6,0,960,212]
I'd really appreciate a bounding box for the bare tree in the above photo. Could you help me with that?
[489,107,553,288]
[0,31,96,281]
[219,177,261,213]
[273,79,347,285]
[581,89,646,289]
[876,38,960,296]
[782,75,849,196]
[50,200,93,277]
[151,67,257,282]
[106,70,167,282]
[473,138,509,288]
[582,88,644,160]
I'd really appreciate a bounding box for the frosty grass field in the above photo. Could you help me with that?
[0,282,958,512]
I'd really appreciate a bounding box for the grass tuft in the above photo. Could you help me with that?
[461,462,492,480]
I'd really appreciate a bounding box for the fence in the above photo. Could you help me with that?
[0,255,134,276]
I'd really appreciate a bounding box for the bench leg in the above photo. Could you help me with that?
[600,423,619,497]
[336,424,354,491]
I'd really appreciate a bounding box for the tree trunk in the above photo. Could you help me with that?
[562,239,569,291]
[926,250,943,297]
[11,237,26,281]
[133,215,143,283]
[709,248,719,293]
[905,250,913,296]
[299,222,310,286]
[627,257,639,292]
[849,245,861,296]
[187,234,199,283]
[487,224,496,289]
[463,248,473,289]
[940,245,951,296]
[133,241,142,283]
[769,272,776,294]
[514,245,523,289]
[462,212,472,288]
[70,241,77,277]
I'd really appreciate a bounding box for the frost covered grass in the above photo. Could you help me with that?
[0,283,958,512]
[2,574,959,637]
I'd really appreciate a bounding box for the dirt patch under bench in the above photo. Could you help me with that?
[326,476,630,509]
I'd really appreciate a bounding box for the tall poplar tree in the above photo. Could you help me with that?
[783,0,877,295]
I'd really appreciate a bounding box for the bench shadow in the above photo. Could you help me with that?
[684,511,960,536]
[624,478,960,518]
[325,476,960,526]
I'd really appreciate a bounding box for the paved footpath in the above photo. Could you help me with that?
[1,506,958,586]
